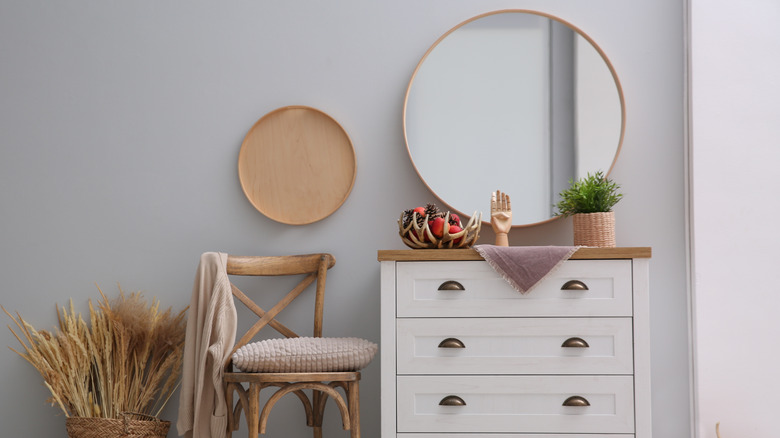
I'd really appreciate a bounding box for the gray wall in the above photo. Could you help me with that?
[0,1,688,437]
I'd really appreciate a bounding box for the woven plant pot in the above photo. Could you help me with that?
[66,413,170,438]
[572,211,616,247]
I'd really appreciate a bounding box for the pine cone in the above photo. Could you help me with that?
[425,203,441,219]
[415,211,426,227]
[402,209,414,227]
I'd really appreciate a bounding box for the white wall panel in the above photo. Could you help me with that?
[691,1,780,437]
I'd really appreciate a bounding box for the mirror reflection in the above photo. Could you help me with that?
[404,10,624,226]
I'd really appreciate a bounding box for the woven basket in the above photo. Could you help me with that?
[572,211,616,247]
[66,413,170,438]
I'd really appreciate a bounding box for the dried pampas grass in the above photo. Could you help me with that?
[3,285,187,419]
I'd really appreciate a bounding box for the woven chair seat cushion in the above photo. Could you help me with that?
[231,337,378,373]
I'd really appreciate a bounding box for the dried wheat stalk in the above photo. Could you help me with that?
[3,285,186,419]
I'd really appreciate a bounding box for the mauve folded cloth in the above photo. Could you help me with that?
[473,245,579,293]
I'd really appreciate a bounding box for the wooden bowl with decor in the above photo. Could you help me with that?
[398,203,481,249]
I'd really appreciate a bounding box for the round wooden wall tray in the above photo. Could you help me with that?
[238,106,356,225]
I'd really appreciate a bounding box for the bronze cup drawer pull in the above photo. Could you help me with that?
[439,395,467,406]
[438,338,466,349]
[561,280,589,291]
[561,337,590,348]
[438,280,465,291]
[562,395,591,407]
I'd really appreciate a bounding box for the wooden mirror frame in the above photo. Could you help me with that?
[403,9,626,227]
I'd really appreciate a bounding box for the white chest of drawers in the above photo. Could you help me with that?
[379,248,652,438]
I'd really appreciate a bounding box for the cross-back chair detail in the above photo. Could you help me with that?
[223,253,362,438]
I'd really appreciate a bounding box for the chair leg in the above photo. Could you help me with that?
[347,381,360,438]
[226,383,234,438]
[247,383,261,438]
[312,389,323,438]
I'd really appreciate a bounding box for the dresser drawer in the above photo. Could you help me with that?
[396,260,633,317]
[396,375,635,434]
[396,317,634,375]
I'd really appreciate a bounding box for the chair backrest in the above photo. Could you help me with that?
[225,253,336,365]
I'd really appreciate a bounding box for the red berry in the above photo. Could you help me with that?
[430,217,448,238]
[449,225,463,244]
[410,228,427,243]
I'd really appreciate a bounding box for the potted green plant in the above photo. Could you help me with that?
[4,286,187,438]
[555,171,623,247]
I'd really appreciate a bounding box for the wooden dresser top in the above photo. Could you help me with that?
[378,247,651,261]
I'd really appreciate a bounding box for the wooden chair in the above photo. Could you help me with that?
[223,253,364,438]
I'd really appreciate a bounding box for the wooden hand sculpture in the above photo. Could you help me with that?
[490,190,512,246]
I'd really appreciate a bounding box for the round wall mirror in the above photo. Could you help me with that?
[404,10,625,227]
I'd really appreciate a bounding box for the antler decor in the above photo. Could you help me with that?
[398,209,482,249]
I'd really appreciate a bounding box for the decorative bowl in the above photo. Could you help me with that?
[398,210,481,249]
